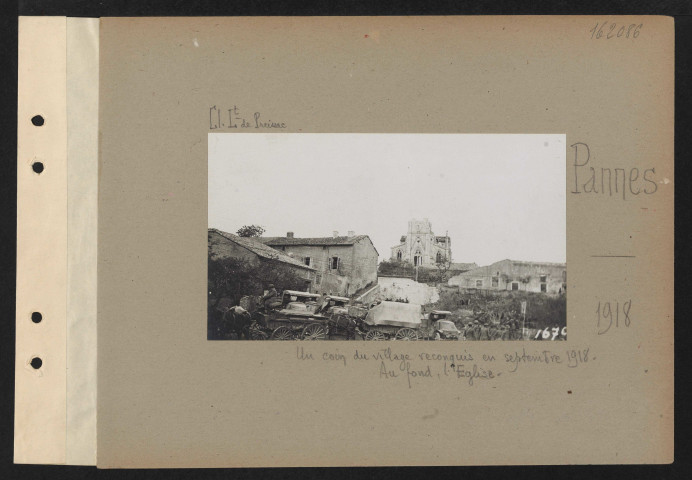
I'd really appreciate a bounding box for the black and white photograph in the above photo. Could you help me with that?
[208,134,566,341]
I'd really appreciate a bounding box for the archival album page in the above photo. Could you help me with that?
[17,15,674,467]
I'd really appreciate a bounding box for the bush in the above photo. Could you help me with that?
[378,260,456,285]
[430,288,566,330]
[208,256,308,309]
[433,290,472,311]
[378,259,415,277]
[236,225,265,237]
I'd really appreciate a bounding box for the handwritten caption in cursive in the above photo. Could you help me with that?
[590,22,642,40]
[209,105,287,130]
[296,345,593,389]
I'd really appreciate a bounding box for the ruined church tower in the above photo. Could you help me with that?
[390,218,452,266]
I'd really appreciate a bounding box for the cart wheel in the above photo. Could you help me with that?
[364,330,386,341]
[395,328,419,341]
[249,325,268,340]
[271,326,293,340]
[302,323,327,340]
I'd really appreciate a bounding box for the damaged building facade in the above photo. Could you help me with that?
[261,231,379,297]
[448,259,566,294]
[208,228,316,290]
[390,218,452,267]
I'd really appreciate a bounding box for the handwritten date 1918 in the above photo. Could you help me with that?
[566,348,590,368]
[597,300,632,335]
[590,22,642,40]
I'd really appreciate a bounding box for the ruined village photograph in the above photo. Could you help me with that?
[208,134,566,342]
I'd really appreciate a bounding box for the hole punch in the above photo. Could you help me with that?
[30,357,42,370]
[32,162,44,174]
[31,312,42,323]
[31,115,44,126]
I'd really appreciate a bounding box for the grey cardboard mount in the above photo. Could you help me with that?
[15,16,673,467]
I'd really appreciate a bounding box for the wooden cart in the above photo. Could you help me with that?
[359,301,424,341]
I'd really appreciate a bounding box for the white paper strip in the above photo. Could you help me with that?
[66,17,99,466]
[15,16,68,465]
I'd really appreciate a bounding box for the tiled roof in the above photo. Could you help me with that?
[209,229,315,270]
[261,235,369,246]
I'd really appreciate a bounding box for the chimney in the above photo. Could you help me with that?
[347,230,355,237]
[287,232,294,238]
[333,231,339,238]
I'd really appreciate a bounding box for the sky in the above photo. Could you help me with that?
[209,134,566,266]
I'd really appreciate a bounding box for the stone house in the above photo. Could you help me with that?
[390,218,452,267]
[448,259,567,294]
[261,231,379,297]
[208,228,316,290]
